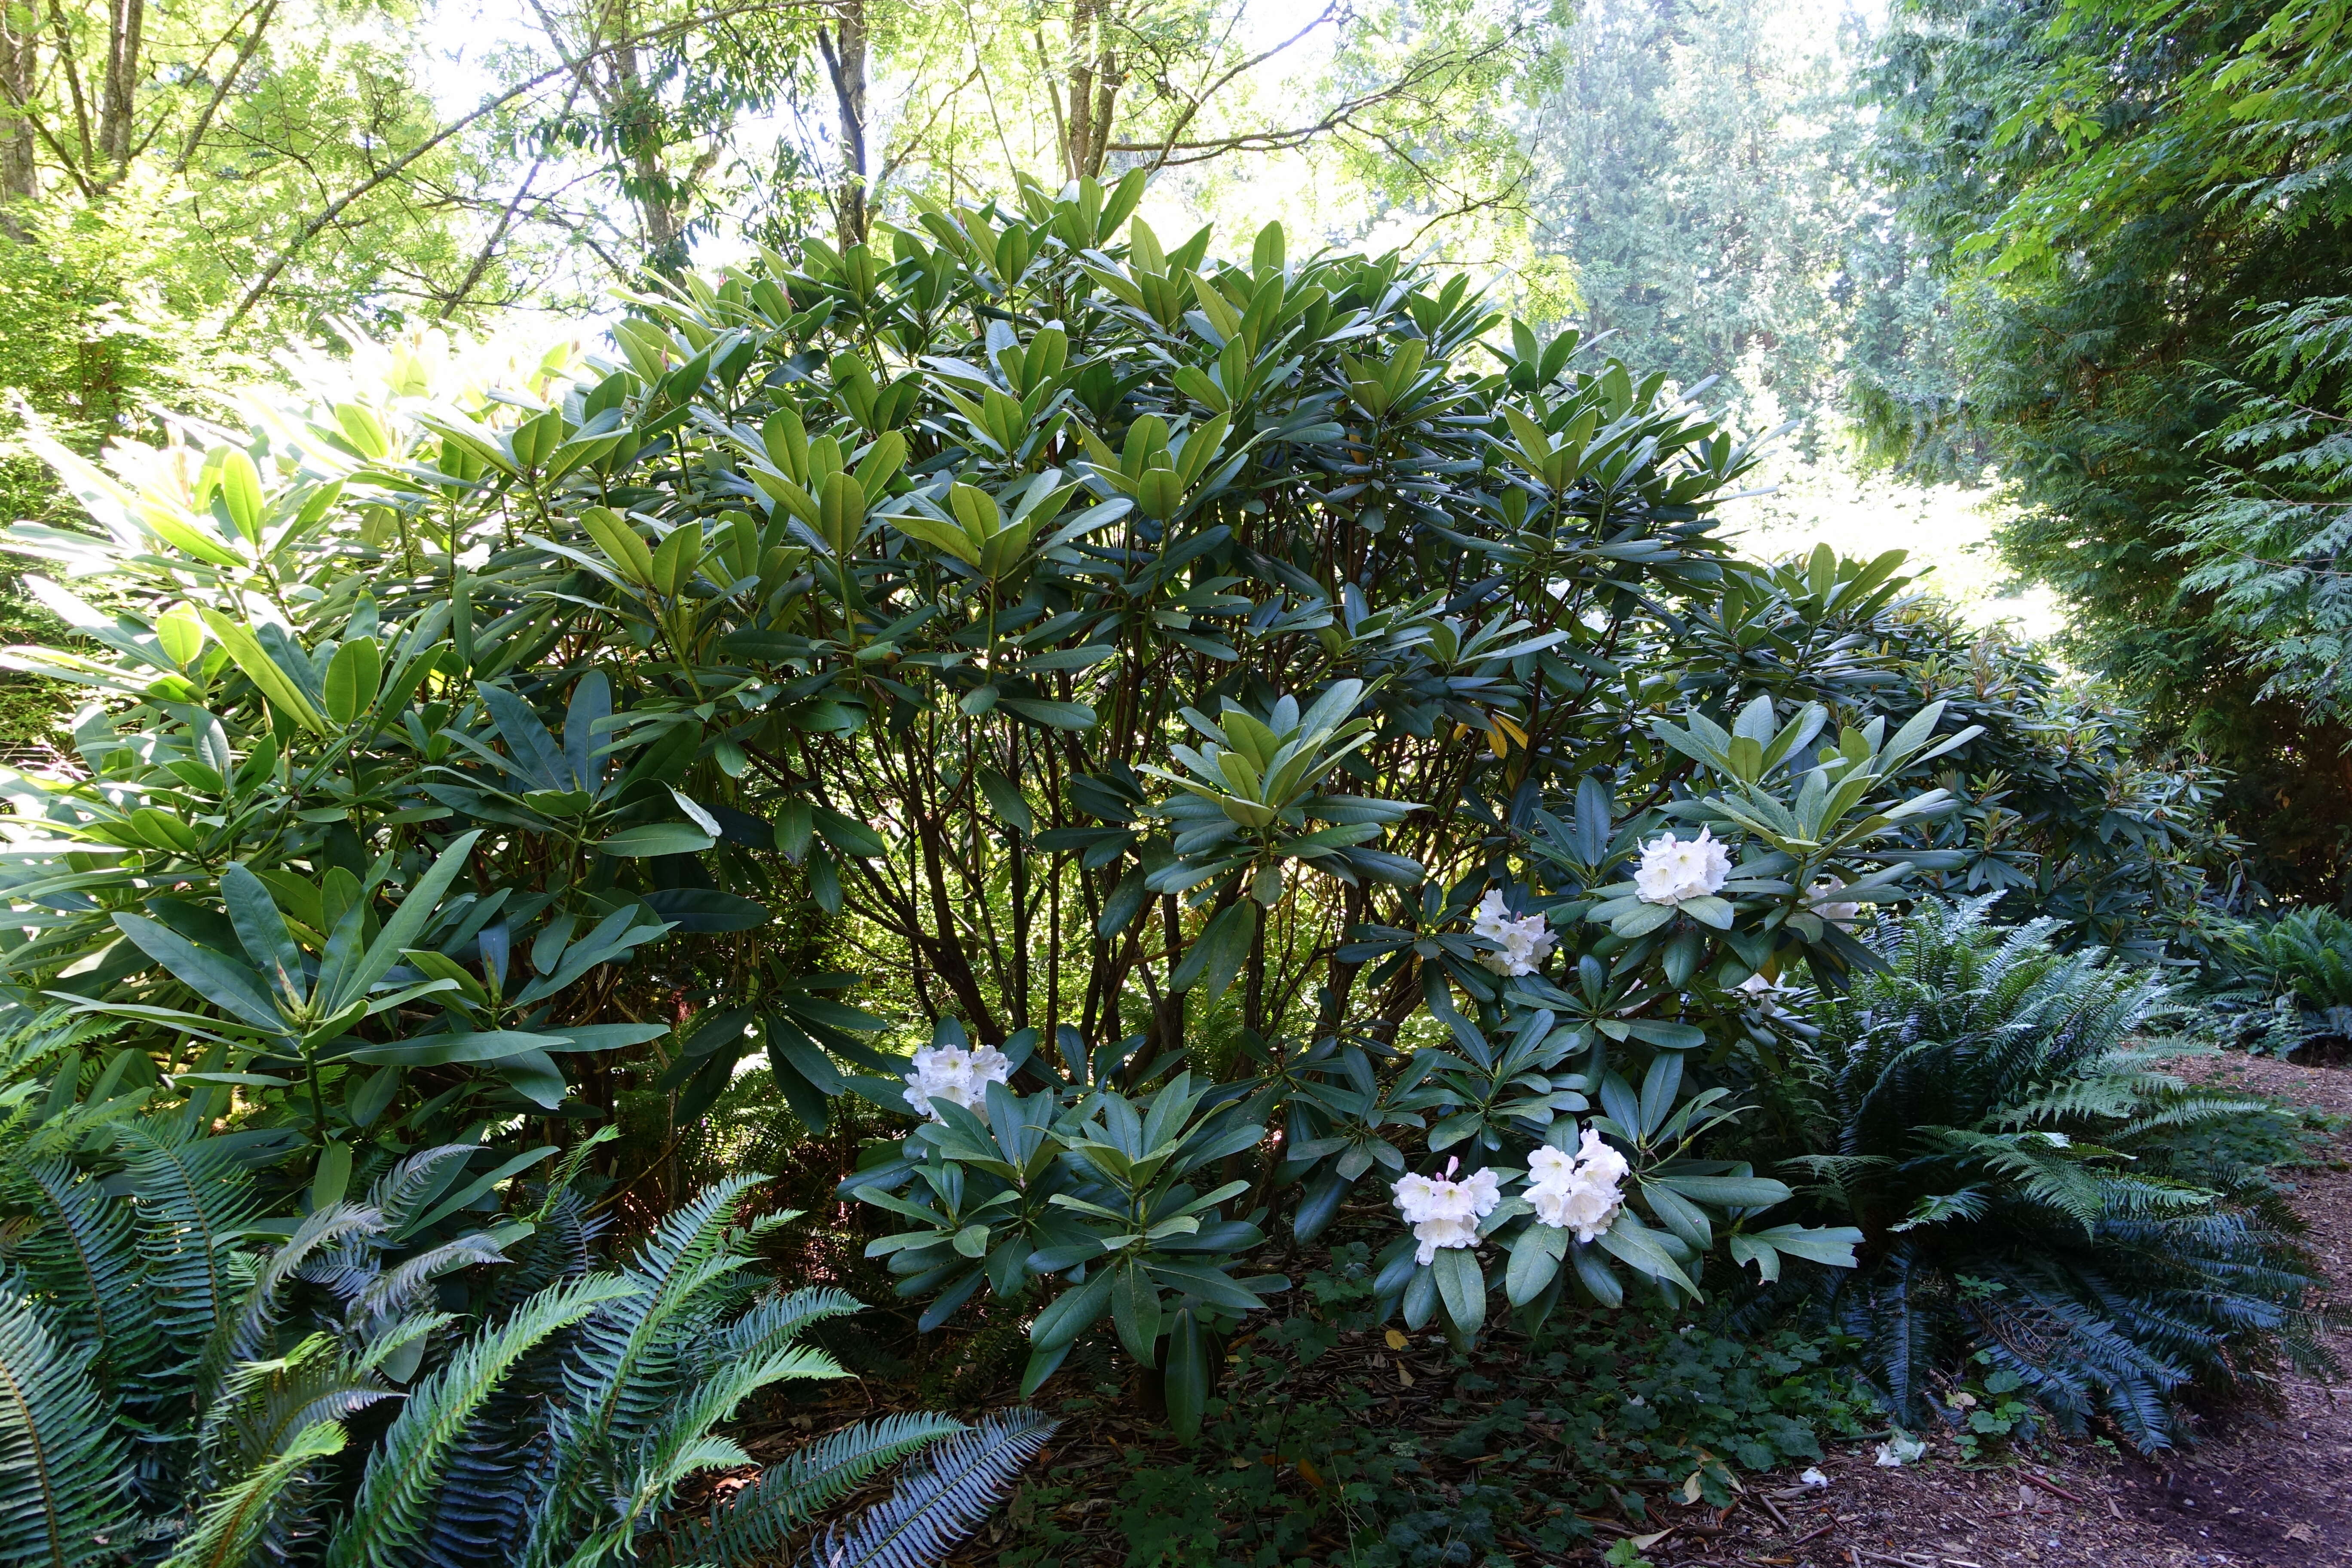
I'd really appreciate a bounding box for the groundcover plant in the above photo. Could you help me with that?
[0,171,2282,1563]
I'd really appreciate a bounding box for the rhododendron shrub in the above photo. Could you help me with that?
[793,183,1997,1415]
[5,172,2005,1439]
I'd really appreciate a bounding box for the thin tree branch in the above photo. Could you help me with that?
[437,101,573,318]
[224,0,818,325]
[1144,2,1336,168]
[165,0,278,172]
[1111,30,1514,167]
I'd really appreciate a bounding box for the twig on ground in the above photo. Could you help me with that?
[2020,1470,2086,1506]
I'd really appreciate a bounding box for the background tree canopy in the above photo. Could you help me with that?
[1865,0,2352,899]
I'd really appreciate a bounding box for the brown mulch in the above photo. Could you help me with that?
[1639,1048,2352,1568]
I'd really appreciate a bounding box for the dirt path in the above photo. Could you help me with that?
[1662,1051,2352,1568]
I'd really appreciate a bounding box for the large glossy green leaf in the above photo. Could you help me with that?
[317,830,482,1016]
[349,1031,566,1066]
[110,913,285,1035]
[198,609,329,735]
[220,863,305,1008]
[598,822,716,858]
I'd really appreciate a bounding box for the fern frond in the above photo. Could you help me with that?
[1799,898,2327,1449]
[356,1312,454,1376]
[530,1128,616,1223]
[367,1145,481,1238]
[529,1177,774,1558]
[410,1290,584,1568]
[349,1231,508,1334]
[1889,1186,1989,1231]
[323,1273,640,1568]
[6,1156,166,1396]
[199,1202,385,1411]
[798,1409,1057,1568]
[1918,1130,2104,1230]
[2113,1096,2272,1139]
[198,1334,396,1486]
[0,1287,136,1568]
[601,1342,847,1551]
[160,1419,345,1568]
[115,1121,274,1369]
[480,1191,602,1320]
[661,1413,967,1566]
[693,1289,862,1380]
[411,1363,561,1567]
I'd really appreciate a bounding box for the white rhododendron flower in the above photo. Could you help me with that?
[902,1043,1014,1122]
[1874,1431,1927,1467]
[1798,1467,1829,1488]
[1807,880,1862,929]
[1392,1165,1502,1265]
[1737,971,1786,1014]
[1571,1126,1629,1188]
[1470,888,1558,976]
[1526,1143,1577,1185]
[1634,827,1731,906]
[1523,1125,1629,1243]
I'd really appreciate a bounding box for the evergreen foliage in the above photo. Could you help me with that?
[1867,0,2352,896]
[1766,898,2331,1448]
[2173,298,2352,732]
[1527,0,1969,452]
[1670,548,2248,958]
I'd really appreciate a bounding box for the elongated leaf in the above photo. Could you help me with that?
[598,822,716,858]
[110,914,285,1035]
[641,888,771,932]
[1169,901,1253,999]
[198,609,329,735]
[1505,1221,1568,1307]
[317,830,481,1016]
[323,637,382,726]
[220,863,305,1008]
[1431,1245,1485,1334]
[348,1031,564,1066]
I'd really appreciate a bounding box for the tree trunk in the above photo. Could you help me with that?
[612,38,680,266]
[818,0,868,247]
[1064,0,1096,183]
[1142,892,1186,1077]
[1084,23,1118,178]
[98,0,142,171]
[0,7,39,224]
[1066,0,1122,179]
[595,0,687,273]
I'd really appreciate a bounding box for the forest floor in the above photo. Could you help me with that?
[1645,1049,2352,1568]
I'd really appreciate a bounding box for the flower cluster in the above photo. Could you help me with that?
[902,1042,1014,1122]
[1525,1127,1629,1243]
[1470,888,1558,976]
[1392,1165,1502,1265]
[1634,827,1731,906]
